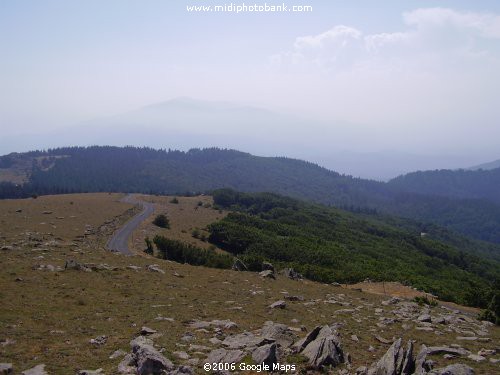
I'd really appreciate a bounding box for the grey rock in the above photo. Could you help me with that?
[21,365,48,375]
[146,264,165,274]
[90,335,107,346]
[0,363,13,374]
[252,343,278,367]
[117,353,135,374]
[65,259,91,272]
[165,366,193,375]
[259,270,275,279]
[110,349,127,359]
[260,321,297,348]
[367,338,414,375]
[205,348,245,364]
[269,300,286,309]
[427,347,469,357]
[417,314,432,323]
[132,338,174,374]
[467,354,485,362]
[262,262,274,272]
[428,363,475,375]
[302,332,344,369]
[222,332,259,349]
[173,351,190,360]
[78,370,104,375]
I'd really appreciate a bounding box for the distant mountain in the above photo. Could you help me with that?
[468,159,500,171]
[2,146,500,245]
[388,168,500,205]
[1,97,485,181]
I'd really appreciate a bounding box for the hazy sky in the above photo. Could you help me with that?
[1,0,500,162]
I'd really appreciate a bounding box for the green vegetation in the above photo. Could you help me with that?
[153,214,170,228]
[144,237,154,255]
[170,197,179,204]
[2,146,500,243]
[207,189,500,308]
[413,296,438,307]
[153,235,233,269]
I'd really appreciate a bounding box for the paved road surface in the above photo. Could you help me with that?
[106,195,155,255]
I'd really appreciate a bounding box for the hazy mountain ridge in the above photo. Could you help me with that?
[1,146,500,244]
[388,168,500,205]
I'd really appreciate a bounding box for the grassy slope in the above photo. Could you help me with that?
[1,193,499,375]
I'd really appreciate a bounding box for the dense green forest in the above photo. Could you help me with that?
[389,168,500,204]
[207,189,500,310]
[1,146,500,243]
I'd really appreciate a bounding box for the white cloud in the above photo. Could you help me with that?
[276,8,500,70]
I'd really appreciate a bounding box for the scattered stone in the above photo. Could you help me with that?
[456,336,477,341]
[42,211,53,215]
[478,348,495,356]
[269,300,286,309]
[1,246,13,251]
[173,272,184,278]
[146,264,165,274]
[259,270,275,279]
[381,297,401,306]
[90,335,107,346]
[127,265,141,271]
[467,354,485,362]
[351,335,359,342]
[284,295,304,301]
[21,364,48,375]
[65,259,92,272]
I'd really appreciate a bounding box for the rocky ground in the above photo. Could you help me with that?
[0,194,499,374]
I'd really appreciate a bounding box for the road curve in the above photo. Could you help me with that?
[106,194,155,255]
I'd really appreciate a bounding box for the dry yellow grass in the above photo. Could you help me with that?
[129,194,228,254]
[0,194,498,374]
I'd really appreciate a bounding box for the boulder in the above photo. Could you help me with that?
[252,343,278,367]
[117,354,136,374]
[367,338,415,375]
[417,314,432,323]
[297,325,345,370]
[132,339,174,374]
[90,335,107,346]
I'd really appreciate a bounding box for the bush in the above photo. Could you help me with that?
[413,296,438,307]
[153,214,170,228]
[191,228,200,239]
[170,197,179,204]
[153,235,232,269]
[144,237,154,255]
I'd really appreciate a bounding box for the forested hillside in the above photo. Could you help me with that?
[1,146,500,244]
[389,168,500,204]
[207,189,500,308]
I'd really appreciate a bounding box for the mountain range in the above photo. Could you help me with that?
[1,146,500,245]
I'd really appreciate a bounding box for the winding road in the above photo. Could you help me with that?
[106,194,155,255]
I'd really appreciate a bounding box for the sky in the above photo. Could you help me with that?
[1,0,500,174]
